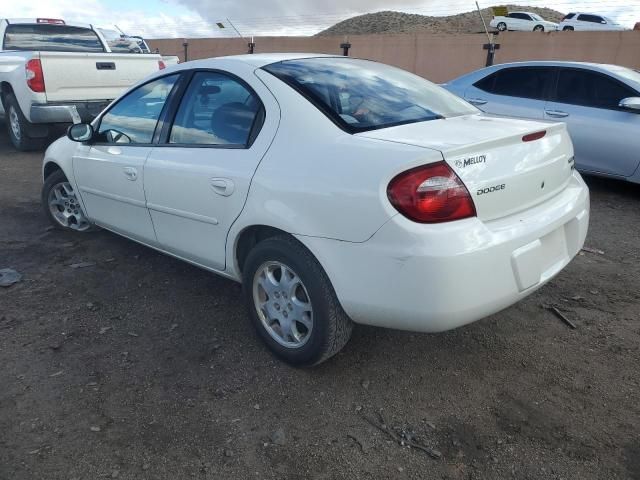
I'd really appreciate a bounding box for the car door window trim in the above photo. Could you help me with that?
[157,68,266,150]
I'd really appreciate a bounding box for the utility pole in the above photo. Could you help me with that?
[476,2,500,67]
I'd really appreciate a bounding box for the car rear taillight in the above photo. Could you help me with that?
[158,60,166,70]
[26,59,45,93]
[387,161,476,223]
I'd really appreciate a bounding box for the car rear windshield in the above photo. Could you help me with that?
[3,24,104,52]
[262,57,477,133]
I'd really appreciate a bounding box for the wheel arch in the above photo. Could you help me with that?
[43,161,64,182]
[233,225,292,276]
[0,81,14,107]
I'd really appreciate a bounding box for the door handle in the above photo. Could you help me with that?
[123,167,138,181]
[210,178,235,197]
[545,109,569,118]
[468,97,488,106]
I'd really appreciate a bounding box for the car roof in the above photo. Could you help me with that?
[167,53,345,72]
[4,18,92,29]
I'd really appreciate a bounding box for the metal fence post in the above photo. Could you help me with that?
[182,41,189,62]
[340,42,351,56]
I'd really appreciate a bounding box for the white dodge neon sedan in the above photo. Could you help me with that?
[41,54,590,365]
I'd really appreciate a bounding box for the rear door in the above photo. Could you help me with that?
[544,67,640,177]
[465,66,553,119]
[143,69,279,271]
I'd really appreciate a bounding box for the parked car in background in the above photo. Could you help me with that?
[99,28,180,65]
[443,61,640,183]
[490,12,558,32]
[0,18,164,151]
[41,54,589,365]
[559,13,625,31]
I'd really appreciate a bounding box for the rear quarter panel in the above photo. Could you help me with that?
[227,68,443,268]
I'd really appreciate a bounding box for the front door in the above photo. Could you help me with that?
[73,73,180,243]
[144,69,279,271]
[544,67,640,177]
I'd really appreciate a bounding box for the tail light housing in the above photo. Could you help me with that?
[26,59,45,93]
[387,161,476,223]
[158,60,166,70]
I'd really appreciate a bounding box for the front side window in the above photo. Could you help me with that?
[263,57,476,133]
[555,69,637,109]
[169,72,262,146]
[4,24,104,52]
[97,74,179,144]
[98,29,142,53]
[474,67,551,100]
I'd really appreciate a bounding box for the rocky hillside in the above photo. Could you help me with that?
[317,6,565,36]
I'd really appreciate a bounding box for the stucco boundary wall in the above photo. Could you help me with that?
[148,31,640,84]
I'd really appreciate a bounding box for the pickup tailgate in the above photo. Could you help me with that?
[39,52,161,102]
[359,114,575,221]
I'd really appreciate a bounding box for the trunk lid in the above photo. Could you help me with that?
[39,51,161,102]
[359,114,575,221]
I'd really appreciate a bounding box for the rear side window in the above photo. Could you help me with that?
[474,67,551,100]
[555,69,637,109]
[578,14,604,23]
[3,24,104,52]
[169,71,263,146]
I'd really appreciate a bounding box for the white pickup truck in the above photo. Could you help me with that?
[0,18,165,150]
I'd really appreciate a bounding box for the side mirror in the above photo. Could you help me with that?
[67,123,94,142]
[618,97,640,112]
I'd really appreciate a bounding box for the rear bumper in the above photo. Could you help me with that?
[299,171,589,333]
[30,100,111,124]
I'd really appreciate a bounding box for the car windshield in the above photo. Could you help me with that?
[262,57,477,133]
[530,14,544,21]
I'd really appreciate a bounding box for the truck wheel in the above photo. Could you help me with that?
[242,235,353,366]
[4,93,45,151]
[497,22,507,31]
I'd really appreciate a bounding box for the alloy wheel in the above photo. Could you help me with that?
[48,182,91,231]
[252,261,313,348]
[9,106,21,141]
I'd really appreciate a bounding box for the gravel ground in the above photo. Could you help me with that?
[1,125,639,480]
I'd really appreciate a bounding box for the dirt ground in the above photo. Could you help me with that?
[0,124,639,480]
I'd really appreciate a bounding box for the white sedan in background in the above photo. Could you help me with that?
[559,13,625,31]
[490,12,559,32]
[41,54,589,365]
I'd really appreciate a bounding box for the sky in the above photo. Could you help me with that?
[1,0,637,38]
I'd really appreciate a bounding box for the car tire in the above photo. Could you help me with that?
[42,169,96,232]
[4,93,46,151]
[497,22,507,31]
[242,234,353,366]
[533,25,545,32]
[563,26,574,31]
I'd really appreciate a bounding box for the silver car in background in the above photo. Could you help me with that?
[444,61,640,184]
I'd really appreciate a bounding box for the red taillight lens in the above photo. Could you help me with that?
[26,59,45,93]
[387,161,476,223]
[158,60,166,70]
